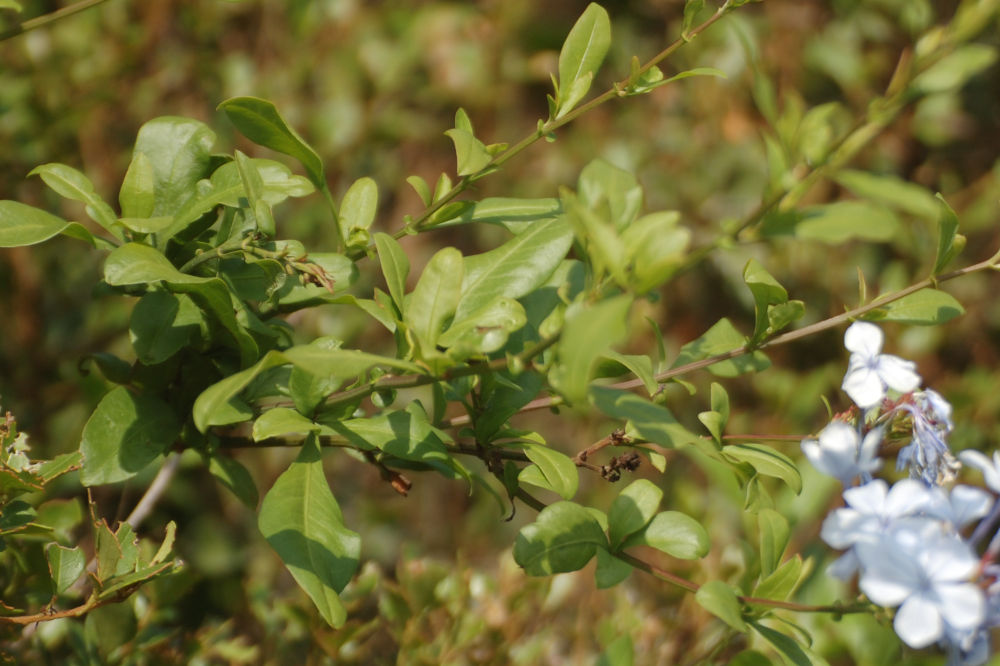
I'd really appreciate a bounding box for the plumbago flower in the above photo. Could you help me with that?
[841,321,921,409]
[801,322,1000,664]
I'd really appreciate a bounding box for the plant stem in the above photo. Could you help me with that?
[0,0,111,42]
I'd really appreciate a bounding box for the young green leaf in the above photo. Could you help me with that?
[933,194,965,274]
[590,386,700,449]
[722,443,802,494]
[406,246,464,351]
[870,288,964,325]
[793,201,899,243]
[620,510,709,559]
[743,258,788,343]
[757,508,789,577]
[555,3,611,118]
[671,318,770,377]
[695,580,748,632]
[833,170,939,219]
[258,433,361,627]
[119,151,155,219]
[549,295,632,404]
[513,501,608,576]
[445,127,492,177]
[912,44,998,94]
[754,555,804,601]
[234,149,275,236]
[339,176,378,248]
[517,441,579,500]
[80,387,181,486]
[218,96,326,191]
[608,479,663,550]
[374,232,410,314]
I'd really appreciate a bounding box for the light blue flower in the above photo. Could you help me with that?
[855,523,985,649]
[895,389,959,486]
[841,321,921,409]
[959,449,1000,494]
[801,421,882,485]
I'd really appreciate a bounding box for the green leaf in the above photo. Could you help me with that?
[621,510,709,559]
[445,123,493,177]
[577,159,643,230]
[129,290,204,365]
[29,163,119,233]
[252,407,322,441]
[193,347,418,431]
[833,170,939,219]
[0,201,92,247]
[339,176,378,248]
[672,318,770,377]
[608,479,663,550]
[913,44,998,94]
[0,1,23,11]
[595,547,633,589]
[46,544,86,595]
[258,433,360,627]
[750,622,820,666]
[933,195,964,274]
[722,443,802,494]
[208,455,259,509]
[219,97,326,191]
[330,407,469,481]
[439,296,527,356]
[556,3,611,118]
[80,387,181,486]
[755,555,803,601]
[550,295,633,404]
[432,197,563,234]
[407,246,464,351]
[374,232,410,313]
[589,386,699,449]
[744,258,789,343]
[794,201,899,243]
[119,151,155,219]
[513,501,608,575]
[94,520,122,584]
[517,441,579,500]
[682,0,706,38]
[602,351,657,396]
[621,212,690,292]
[758,508,789,577]
[133,117,216,216]
[696,581,748,632]
[729,651,776,666]
[234,149,275,236]
[457,217,573,320]
[871,288,964,325]
[104,243,258,366]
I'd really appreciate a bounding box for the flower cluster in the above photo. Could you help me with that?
[803,321,1000,664]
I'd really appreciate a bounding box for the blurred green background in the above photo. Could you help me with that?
[1,0,999,663]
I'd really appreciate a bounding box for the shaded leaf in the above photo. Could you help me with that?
[672,318,769,377]
[374,232,410,313]
[208,455,259,509]
[46,544,86,595]
[513,501,608,575]
[407,247,464,351]
[550,295,632,404]
[595,547,633,589]
[933,195,964,274]
[80,387,181,486]
[590,386,700,449]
